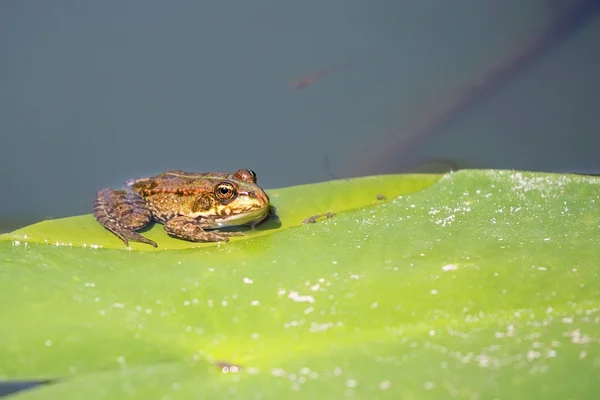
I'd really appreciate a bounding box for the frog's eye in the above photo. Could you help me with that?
[215,181,236,202]
[234,168,257,183]
[248,169,257,182]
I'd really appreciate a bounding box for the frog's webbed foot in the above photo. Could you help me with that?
[94,188,157,247]
[163,216,243,242]
[216,231,246,237]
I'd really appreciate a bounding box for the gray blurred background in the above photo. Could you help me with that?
[1,0,599,232]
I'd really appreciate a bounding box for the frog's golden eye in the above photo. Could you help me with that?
[215,181,236,202]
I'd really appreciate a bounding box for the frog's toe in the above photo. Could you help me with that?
[217,231,246,237]
[163,216,232,243]
[197,232,231,242]
[121,230,158,248]
[94,214,157,247]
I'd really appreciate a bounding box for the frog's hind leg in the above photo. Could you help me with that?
[163,215,244,243]
[93,188,157,247]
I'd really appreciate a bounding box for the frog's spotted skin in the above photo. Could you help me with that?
[94,188,156,247]
[93,169,270,248]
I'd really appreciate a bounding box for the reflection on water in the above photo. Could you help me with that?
[1,1,599,235]
[0,220,32,235]
[0,380,52,398]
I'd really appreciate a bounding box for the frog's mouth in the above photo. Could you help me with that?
[187,206,270,228]
[216,207,271,227]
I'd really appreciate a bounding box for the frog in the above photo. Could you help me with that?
[93,169,271,248]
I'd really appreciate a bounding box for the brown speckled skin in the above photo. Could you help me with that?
[93,169,270,247]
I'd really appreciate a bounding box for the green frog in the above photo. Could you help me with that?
[93,169,271,247]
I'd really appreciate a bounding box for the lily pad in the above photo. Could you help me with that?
[1,174,441,251]
[0,170,599,399]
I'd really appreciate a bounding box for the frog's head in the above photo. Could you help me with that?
[189,169,271,227]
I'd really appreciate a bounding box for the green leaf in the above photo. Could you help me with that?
[1,170,599,399]
[1,174,441,251]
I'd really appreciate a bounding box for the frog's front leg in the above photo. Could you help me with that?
[93,188,157,247]
[163,216,244,242]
